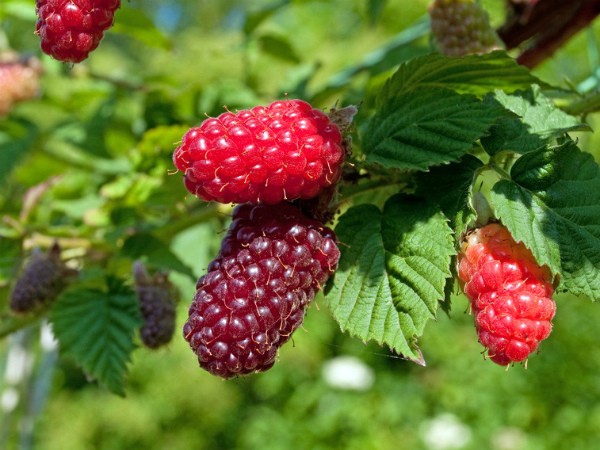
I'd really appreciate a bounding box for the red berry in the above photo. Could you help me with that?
[183,202,340,378]
[457,223,555,365]
[173,99,345,205]
[35,0,121,63]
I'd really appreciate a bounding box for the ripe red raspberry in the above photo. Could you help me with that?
[133,262,178,349]
[10,243,76,314]
[457,223,556,365]
[172,99,346,205]
[183,202,340,378]
[429,0,503,56]
[35,0,121,63]
[0,54,42,116]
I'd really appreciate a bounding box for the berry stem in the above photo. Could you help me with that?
[154,204,220,241]
[561,90,600,116]
[337,177,407,209]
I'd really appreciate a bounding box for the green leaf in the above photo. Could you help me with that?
[121,233,195,279]
[243,1,290,35]
[376,51,548,106]
[491,140,600,300]
[258,34,301,63]
[363,88,504,171]
[481,87,591,155]
[135,125,189,169]
[112,7,172,50]
[50,280,140,395]
[366,0,387,25]
[325,195,454,362]
[0,236,22,288]
[416,154,484,236]
[316,18,430,101]
[0,119,38,183]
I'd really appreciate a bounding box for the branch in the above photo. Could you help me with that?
[498,0,600,68]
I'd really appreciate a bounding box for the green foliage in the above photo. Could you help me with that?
[363,87,504,170]
[0,236,22,286]
[482,87,591,155]
[415,154,483,236]
[326,195,453,361]
[375,51,548,102]
[2,1,600,448]
[491,140,600,299]
[50,278,141,395]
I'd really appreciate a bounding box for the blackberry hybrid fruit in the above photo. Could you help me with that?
[429,0,503,56]
[133,262,178,349]
[173,99,348,205]
[10,243,75,314]
[458,223,556,366]
[35,0,121,63]
[183,202,340,378]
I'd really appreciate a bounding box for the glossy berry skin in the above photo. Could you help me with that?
[429,0,503,56]
[35,0,121,63]
[173,99,345,205]
[183,203,340,378]
[458,223,555,365]
[134,262,178,349]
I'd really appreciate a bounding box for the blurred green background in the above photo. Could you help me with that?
[2,0,600,449]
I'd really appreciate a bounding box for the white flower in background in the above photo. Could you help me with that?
[321,356,375,391]
[421,413,472,450]
[491,427,527,450]
[1,387,19,412]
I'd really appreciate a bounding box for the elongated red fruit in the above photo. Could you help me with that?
[173,99,345,205]
[183,202,340,378]
[457,223,556,365]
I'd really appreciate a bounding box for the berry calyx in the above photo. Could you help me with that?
[457,223,556,365]
[183,202,340,378]
[134,261,179,349]
[35,0,121,63]
[173,99,347,205]
[429,0,504,56]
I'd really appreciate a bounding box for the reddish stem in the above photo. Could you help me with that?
[498,0,600,68]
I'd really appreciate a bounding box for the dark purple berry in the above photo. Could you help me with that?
[10,243,75,314]
[183,202,340,378]
[134,261,178,349]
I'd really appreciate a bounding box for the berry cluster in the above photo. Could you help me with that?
[10,243,76,314]
[173,99,345,205]
[35,0,121,63]
[183,203,340,378]
[0,55,42,116]
[429,0,503,56]
[174,99,346,378]
[134,261,178,349]
[458,223,556,365]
